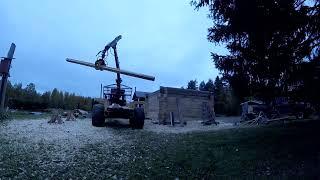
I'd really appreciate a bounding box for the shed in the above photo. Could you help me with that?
[146,86,215,124]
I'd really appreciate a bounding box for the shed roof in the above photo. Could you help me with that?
[240,100,264,106]
[159,86,214,97]
[133,91,149,100]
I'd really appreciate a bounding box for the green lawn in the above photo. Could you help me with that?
[117,121,320,179]
[0,120,319,179]
[9,111,50,120]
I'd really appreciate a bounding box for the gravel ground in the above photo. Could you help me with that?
[0,119,131,179]
[0,117,237,179]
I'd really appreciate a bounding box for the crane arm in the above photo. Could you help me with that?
[99,35,122,60]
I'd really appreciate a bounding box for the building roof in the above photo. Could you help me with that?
[240,100,264,106]
[132,91,150,100]
[148,86,214,97]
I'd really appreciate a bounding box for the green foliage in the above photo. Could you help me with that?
[213,76,240,115]
[205,79,214,92]
[199,81,206,91]
[5,81,92,111]
[199,79,215,92]
[192,0,320,102]
[41,91,51,108]
[187,77,240,115]
[187,79,198,90]
[50,88,59,108]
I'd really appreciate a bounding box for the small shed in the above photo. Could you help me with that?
[146,86,215,124]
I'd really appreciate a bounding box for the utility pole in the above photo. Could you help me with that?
[0,43,16,111]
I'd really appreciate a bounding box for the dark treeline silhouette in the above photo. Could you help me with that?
[192,0,320,108]
[185,77,240,115]
[5,81,92,111]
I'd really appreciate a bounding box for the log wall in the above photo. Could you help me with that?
[146,87,214,124]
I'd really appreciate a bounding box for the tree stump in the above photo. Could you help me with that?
[48,110,63,124]
[65,111,76,121]
[201,102,218,125]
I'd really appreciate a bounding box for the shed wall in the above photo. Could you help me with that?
[146,87,214,124]
[146,92,159,120]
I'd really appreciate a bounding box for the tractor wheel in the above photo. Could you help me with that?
[92,104,105,127]
[296,112,304,120]
[130,108,145,129]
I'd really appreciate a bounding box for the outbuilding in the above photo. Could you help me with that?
[146,86,215,124]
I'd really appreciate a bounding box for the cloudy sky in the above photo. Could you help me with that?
[0,0,226,97]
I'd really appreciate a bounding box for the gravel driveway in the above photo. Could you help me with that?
[0,117,237,179]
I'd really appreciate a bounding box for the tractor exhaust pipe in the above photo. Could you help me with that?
[66,58,155,81]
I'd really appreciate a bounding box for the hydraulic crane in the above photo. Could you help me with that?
[66,35,155,129]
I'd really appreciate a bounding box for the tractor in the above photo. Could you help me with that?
[66,35,155,129]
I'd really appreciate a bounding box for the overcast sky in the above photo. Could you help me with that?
[0,0,226,97]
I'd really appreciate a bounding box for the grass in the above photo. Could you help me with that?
[10,111,50,120]
[116,121,320,179]
[0,120,320,179]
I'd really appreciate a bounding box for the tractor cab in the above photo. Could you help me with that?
[103,84,132,106]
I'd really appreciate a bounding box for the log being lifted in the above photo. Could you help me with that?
[66,58,155,81]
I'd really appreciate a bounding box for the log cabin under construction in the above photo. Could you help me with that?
[139,86,215,124]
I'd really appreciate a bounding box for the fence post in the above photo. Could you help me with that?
[0,43,16,111]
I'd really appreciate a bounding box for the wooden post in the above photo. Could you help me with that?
[170,112,175,126]
[0,43,16,111]
[176,98,182,124]
[100,83,103,98]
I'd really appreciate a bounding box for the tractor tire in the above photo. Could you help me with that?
[296,112,304,120]
[130,108,145,129]
[92,104,105,127]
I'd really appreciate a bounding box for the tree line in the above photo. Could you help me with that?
[185,77,240,116]
[5,82,92,111]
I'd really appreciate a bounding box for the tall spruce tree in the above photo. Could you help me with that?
[192,0,320,102]
[199,81,206,91]
[187,80,198,90]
